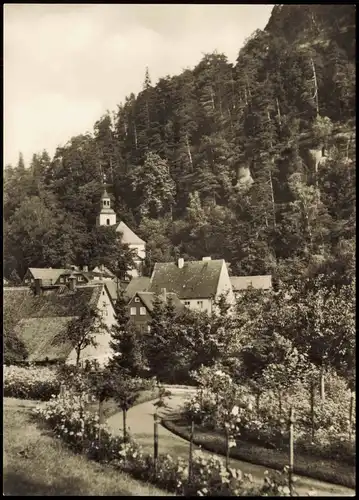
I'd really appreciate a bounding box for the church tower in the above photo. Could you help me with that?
[96,188,117,227]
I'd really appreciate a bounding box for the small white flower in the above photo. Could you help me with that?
[231,405,239,416]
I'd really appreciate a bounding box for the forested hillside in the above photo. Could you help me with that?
[4,5,355,283]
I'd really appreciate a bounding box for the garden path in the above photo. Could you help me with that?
[106,388,355,497]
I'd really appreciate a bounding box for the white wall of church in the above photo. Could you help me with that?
[97,212,117,226]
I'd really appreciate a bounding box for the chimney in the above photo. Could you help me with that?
[83,265,88,272]
[68,275,77,291]
[178,258,184,269]
[34,278,42,296]
[161,287,167,303]
[202,256,212,261]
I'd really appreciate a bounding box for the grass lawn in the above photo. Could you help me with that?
[3,398,172,496]
[162,414,356,490]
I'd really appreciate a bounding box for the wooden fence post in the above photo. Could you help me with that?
[225,423,230,470]
[98,399,104,446]
[310,379,315,443]
[188,419,194,484]
[154,412,159,476]
[288,407,295,497]
[349,390,354,441]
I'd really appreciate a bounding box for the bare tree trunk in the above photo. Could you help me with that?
[276,97,282,126]
[76,349,81,367]
[320,366,325,401]
[349,390,354,441]
[310,379,315,442]
[310,57,320,117]
[256,392,260,412]
[269,168,277,228]
[210,88,215,112]
[185,135,193,171]
[133,123,138,150]
[123,409,128,442]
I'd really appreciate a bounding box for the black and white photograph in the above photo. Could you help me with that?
[3,3,355,496]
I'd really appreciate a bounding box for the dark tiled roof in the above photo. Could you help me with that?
[4,286,101,320]
[104,279,126,302]
[124,277,151,300]
[136,292,185,313]
[14,317,76,362]
[148,260,224,299]
[230,275,272,291]
[4,286,102,362]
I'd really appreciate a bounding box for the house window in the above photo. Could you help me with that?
[135,297,140,302]
[184,301,190,306]
[106,218,110,225]
[197,300,203,309]
[140,307,146,316]
[102,302,106,307]
[59,277,64,283]
[78,276,83,281]
[102,309,108,317]
[147,325,151,333]
[130,307,136,316]
[102,291,105,295]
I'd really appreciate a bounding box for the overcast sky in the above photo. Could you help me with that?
[4,3,273,167]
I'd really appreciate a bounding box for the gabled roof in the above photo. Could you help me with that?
[92,266,115,278]
[115,221,145,245]
[124,276,151,300]
[135,292,185,313]
[27,268,67,282]
[148,260,224,299]
[230,275,272,291]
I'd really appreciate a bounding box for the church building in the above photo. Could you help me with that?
[96,188,146,278]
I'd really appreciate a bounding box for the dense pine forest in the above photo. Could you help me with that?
[4,5,356,284]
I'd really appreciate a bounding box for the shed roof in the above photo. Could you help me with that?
[230,275,272,291]
[135,291,185,313]
[148,259,224,299]
[115,221,145,245]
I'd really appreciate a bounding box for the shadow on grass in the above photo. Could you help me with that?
[4,470,88,496]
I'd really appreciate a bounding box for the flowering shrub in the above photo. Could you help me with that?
[36,389,290,496]
[4,365,60,400]
[184,366,356,464]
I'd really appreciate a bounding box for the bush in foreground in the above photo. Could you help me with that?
[4,365,60,401]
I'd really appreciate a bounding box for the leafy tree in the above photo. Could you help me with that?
[109,290,144,376]
[131,152,176,218]
[53,304,104,367]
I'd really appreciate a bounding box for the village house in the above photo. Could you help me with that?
[230,275,272,299]
[4,277,117,367]
[148,257,235,315]
[96,188,146,278]
[23,266,117,287]
[128,289,185,333]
